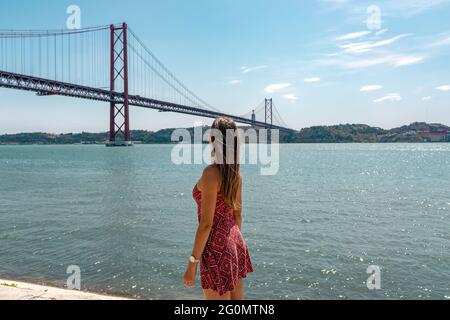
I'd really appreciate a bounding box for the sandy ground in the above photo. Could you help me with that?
[0,279,130,300]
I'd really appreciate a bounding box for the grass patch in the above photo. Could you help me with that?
[1,283,18,288]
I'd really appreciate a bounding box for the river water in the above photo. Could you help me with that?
[0,144,449,299]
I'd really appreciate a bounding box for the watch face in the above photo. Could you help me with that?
[189,256,195,263]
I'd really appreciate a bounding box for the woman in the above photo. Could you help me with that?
[183,116,253,300]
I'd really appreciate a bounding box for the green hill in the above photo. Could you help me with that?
[1,122,448,144]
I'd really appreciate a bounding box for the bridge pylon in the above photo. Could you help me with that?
[0,24,291,134]
[265,98,273,128]
[107,23,132,147]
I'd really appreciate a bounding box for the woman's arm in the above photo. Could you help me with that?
[191,166,218,259]
[183,166,218,288]
[233,176,243,230]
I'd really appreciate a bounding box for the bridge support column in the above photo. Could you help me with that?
[107,23,132,147]
[264,98,273,128]
[264,98,273,143]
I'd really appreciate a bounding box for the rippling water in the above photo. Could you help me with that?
[0,144,449,299]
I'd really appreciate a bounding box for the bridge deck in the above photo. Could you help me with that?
[0,70,291,131]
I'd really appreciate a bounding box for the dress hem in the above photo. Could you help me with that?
[200,270,253,296]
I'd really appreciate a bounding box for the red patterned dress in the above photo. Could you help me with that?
[193,184,253,295]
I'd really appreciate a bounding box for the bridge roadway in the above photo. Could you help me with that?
[0,70,291,131]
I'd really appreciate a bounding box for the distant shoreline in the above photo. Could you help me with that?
[1,140,449,145]
[1,122,449,144]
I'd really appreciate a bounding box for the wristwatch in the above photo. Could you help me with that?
[189,255,200,264]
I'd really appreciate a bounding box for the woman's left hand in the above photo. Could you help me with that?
[183,263,197,288]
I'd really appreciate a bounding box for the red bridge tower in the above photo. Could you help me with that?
[107,23,132,146]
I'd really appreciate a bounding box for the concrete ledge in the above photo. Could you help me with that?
[0,279,130,300]
[105,140,133,147]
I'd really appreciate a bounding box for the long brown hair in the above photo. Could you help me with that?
[210,117,241,210]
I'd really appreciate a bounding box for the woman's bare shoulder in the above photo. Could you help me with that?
[202,164,220,178]
[198,165,220,190]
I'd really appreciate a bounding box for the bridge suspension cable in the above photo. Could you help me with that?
[272,101,289,128]
[239,100,265,119]
[127,28,222,113]
[0,25,110,89]
[238,99,288,128]
[0,22,291,142]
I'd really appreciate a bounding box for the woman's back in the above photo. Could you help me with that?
[193,183,235,234]
[192,180,253,296]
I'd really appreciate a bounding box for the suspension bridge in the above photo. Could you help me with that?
[0,23,291,146]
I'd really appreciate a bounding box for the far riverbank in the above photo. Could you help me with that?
[1,122,449,144]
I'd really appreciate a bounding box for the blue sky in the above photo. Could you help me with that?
[1,0,450,133]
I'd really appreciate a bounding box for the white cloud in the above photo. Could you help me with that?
[375,28,389,36]
[373,93,402,103]
[318,0,351,12]
[339,34,413,54]
[360,85,383,92]
[336,31,371,41]
[304,77,321,83]
[431,36,450,47]
[282,94,299,103]
[240,65,268,73]
[264,83,291,93]
[436,85,450,91]
[327,0,450,18]
[323,54,424,69]
[321,29,424,71]
[227,79,241,85]
[394,56,424,66]
[422,96,432,100]
[382,0,450,18]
